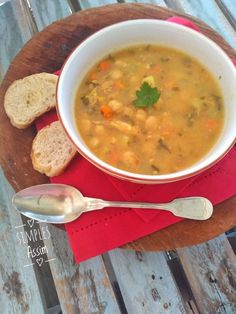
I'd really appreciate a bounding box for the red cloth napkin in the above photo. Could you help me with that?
[35,17,236,263]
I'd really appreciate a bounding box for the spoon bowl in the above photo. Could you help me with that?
[12,184,86,223]
[12,184,213,223]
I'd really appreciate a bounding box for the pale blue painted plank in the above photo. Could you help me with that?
[29,0,72,31]
[0,0,10,5]
[221,0,236,21]
[124,0,167,6]
[216,0,236,31]
[0,0,31,80]
[0,168,47,313]
[43,225,121,314]
[79,0,166,10]
[108,249,186,313]
[171,0,236,50]
[79,0,116,10]
[177,235,236,313]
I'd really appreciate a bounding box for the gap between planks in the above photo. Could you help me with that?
[0,168,47,313]
[42,224,121,313]
[177,234,236,313]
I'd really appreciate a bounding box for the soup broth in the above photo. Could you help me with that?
[75,45,224,175]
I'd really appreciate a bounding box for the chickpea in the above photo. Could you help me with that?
[122,135,130,145]
[80,119,91,134]
[110,70,122,80]
[115,60,127,67]
[108,99,123,112]
[135,109,147,122]
[145,116,158,131]
[122,151,139,167]
[111,137,117,144]
[90,137,99,148]
[101,80,113,94]
[143,142,155,155]
[123,107,134,119]
[95,125,105,136]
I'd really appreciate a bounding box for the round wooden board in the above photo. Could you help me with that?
[0,3,235,251]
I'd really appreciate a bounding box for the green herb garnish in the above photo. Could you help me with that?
[133,82,161,108]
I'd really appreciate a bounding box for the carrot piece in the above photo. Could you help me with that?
[164,80,177,89]
[113,80,125,90]
[160,127,174,137]
[148,66,159,75]
[205,118,218,130]
[99,60,111,71]
[100,104,113,118]
[89,72,98,81]
[108,149,119,164]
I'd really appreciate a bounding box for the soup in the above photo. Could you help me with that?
[75,45,224,175]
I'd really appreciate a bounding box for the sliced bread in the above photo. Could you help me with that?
[4,72,58,129]
[31,121,77,177]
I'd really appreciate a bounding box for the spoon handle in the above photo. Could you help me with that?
[84,196,213,220]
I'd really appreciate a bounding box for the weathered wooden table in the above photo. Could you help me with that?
[0,1,236,313]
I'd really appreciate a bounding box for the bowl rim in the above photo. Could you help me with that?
[56,18,236,183]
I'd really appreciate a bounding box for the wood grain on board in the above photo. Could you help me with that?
[42,225,121,314]
[0,3,235,251]
[0,169,47,313]
[108,249,187,313]
[165,0,236,49]
[177,234,236,313]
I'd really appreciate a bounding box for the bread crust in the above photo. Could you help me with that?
[4,73,58,129]
[31,121,77,177]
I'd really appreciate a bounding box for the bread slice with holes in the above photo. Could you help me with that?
[31,121,77,177]
[4,72,58,129]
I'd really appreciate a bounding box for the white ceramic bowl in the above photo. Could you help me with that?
[57,19,236,184]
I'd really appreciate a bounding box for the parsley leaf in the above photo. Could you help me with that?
[133,82,161,108]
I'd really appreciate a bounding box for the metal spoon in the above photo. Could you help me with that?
[12,184,213,223]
